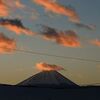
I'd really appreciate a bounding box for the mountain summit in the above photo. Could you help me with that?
[17,71,79,88]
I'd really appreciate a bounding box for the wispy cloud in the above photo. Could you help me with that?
[40,25,80,47]
[3,0,38,20]
[33,0,79,22]
[15,0,26,9]
[4,0,26,9]
[0,33,16,53]
[0,0,9,16]
[36,62,64,71]
[0,18,36,35]
[74,23,96,31]
[90,39,100,47]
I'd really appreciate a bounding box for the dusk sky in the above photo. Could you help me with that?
[0,0,100,85]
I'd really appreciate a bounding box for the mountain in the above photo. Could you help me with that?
[0,71,100,100]
[17,71,79,88]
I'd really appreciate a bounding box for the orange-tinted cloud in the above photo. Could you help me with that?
[36,62,64,71]
[0,0,9,16]
[4,24,35,35]
[4,0,26,9]
[0,33,16,53]
[90,39,100,47]
[56,32,80,47]
[34,0,79,22]
[40,25,80,47]
[0,18,35,35]
[4,0,39,21]
[15,0,26,9]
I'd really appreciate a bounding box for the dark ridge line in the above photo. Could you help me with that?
[0,84,100,90]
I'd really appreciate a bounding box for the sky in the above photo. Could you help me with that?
[0,0,100,85]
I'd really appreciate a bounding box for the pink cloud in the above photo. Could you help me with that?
[0,0,9,16]
[36,62,64,71]
[90,39,100,47]
[0,33,16,53]
[34,0,79,22]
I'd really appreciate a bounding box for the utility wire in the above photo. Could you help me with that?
[0,47,100,62]
[13,48,100,63]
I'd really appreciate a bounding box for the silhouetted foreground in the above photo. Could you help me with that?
[1,71,100,100]
[0,84,100,100]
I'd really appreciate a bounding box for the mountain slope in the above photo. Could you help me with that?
[17,71,79,88]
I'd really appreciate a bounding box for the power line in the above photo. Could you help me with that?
[0,47,100,62]
[13,48,100,63]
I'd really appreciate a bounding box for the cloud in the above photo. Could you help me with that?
[74,23,96,31]
[5,0,38,15]
[3,0,36,19]
[4,0,26,9]
[36,62,64,71]
[15,0,26,9]
[40,25,80,47]
[0,0,9,16]
[33,0,79,22]
[0,33,16,53]
[90,39,100,47]
[0,18,35,35]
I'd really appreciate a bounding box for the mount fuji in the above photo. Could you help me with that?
[17,71,79,88]
[0,71,100,100]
